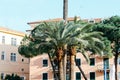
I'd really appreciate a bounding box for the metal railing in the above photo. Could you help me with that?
[97,64,113,71]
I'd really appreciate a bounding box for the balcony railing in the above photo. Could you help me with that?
[97,64,113,71]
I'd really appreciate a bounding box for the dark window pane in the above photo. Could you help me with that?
[104,58,109,69]
[76,59,81,66]
[90,58,95,66]
[10,53,16,62]
[104,72,109,80]
[90,72,95,80]
[1,51,5,60]
[76,72,81,80]
[43,73,48,80]
[43,59,48,67]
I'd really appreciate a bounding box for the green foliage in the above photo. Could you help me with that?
[18,35,41,58]
[19,18,105,62]
[103,15,120,27]
[102,37,113,57]
[5,74,22,80]
[93,15,120,41]
[68,20,105,63]
[93,15,120,56]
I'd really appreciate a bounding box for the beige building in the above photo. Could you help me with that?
[0,27,29,80]
[28,17,120,80]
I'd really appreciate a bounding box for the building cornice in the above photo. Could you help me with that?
[27,17,81,24]
[0,27,25,37]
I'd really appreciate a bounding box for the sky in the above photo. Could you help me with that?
[0,0,120,32]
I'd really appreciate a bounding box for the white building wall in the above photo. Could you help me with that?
[0,32,22,45]
[0,29,29,80]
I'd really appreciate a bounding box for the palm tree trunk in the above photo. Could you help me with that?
[75,56,88,80]
[58,60,64,80]
[63,0,68,23]
[63,0,68,79]
[57,47,64,80]
[70,55,75,80]
[114,54,118,80]
[48,53,59,80]
[70,46,76,80]
[63,45,67,80]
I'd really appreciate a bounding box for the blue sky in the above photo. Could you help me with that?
[0,0,120,32]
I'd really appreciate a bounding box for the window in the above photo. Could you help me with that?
[11,38,17,46]
[104,72,109,80]
[2,36,5,44]
[106,72,109,80]
[43,59,48,67]
[76,72,81,80]
[66,73,70,80]
[1,73,4,80]
[90,58,95,66]
[118,58,120,65]
[76,58,81,66]
[22,59,24,62]
[43,73,48,80]
[1,51,5,60]
[11,53,16,62]
[104,58,109,69]
[90,72,95,80]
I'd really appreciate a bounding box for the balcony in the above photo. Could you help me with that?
[97,64,113,72]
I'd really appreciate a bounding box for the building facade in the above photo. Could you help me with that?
[29,52,120,80]
[27,17,120,80]
[0,27,29,80]
[29,54,53,80]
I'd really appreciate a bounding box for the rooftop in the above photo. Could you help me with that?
[0,26,25,37]
[27,17,81,24]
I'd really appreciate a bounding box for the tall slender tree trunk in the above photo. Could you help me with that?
[57,47,64,80]
[63,0,68,23]
[63,0,68,79]
[59,60,64,80]
[70,46,76,80]
[63,45,67,80]
[76,66,88,80]
[75,56,88,80]
[114,54,118,80]
[70,55,75,80]
[48,53,59,80]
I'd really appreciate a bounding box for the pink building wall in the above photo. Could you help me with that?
[29,52,120,80]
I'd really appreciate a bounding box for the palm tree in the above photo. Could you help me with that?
[20,21,105,80]
[68,22,105,80]
[30,21,83,80]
